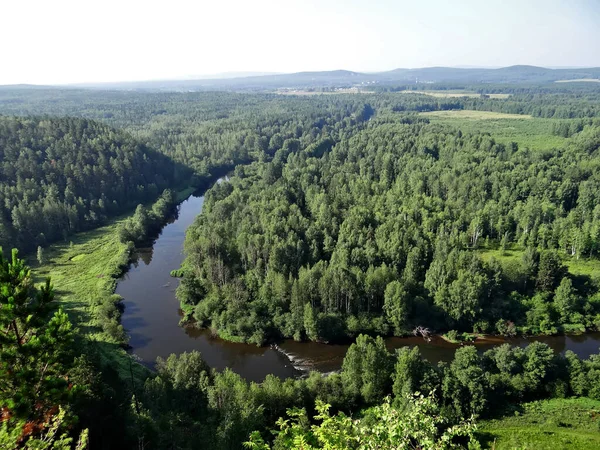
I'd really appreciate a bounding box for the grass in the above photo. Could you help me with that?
[33,217,150,382]
[422,110,532,120]
[565,257,600,281]
[479,245,600,281]
[478,398,600,449]
[478,246,524,266]
[401,90,511,99]
[421,109,569,151]
[30,184,195,381]
[175,186,196,202]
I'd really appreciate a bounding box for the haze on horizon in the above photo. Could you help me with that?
[3,0,600,86]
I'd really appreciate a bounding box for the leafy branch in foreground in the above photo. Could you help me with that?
[0,407,88,450]
[245,392,480,450]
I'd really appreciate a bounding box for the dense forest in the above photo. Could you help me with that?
[178,111,600,344]
[2,86,600,449]
[0,91,382,255]
[0,116,177,252]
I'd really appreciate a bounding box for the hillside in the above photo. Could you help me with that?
[0,116,177,252]
[34,65,600,91]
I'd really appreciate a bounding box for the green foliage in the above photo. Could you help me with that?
[0,249,73,418]
[393,347,440,404]
[132,336,600,449]
[117,189,177,244]
[554,277,579,323]
[135,352,213,449]
[178,105,600,342]
[479,398,600,449]
[245,393,480,450]
[0,407,88,450]
[0,248,93,448]
[443,330,476,343]
[4,87,600,450]
[0,116,176,253]
[383,280,410,334]
[442,347,487,418]
[341,335,393,404]
[536,251,567,292]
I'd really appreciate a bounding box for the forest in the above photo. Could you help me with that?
[0,116,177,252]
[1,85,600,449]
[179,110,600,344]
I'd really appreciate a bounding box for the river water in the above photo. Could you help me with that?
[118,183,600,382]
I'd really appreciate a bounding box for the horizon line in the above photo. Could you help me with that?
[2,64,600,88]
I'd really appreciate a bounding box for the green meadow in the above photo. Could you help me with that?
[479,398,600,449]
[421,109,569,151]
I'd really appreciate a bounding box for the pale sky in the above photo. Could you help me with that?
[2,0,599,85]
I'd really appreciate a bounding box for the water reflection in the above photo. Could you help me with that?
[117,189,300,382]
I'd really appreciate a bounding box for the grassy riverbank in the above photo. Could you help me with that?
[33,216,150,382]
[31,184,198,381]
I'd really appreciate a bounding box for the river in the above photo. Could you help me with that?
[118,181,600,382]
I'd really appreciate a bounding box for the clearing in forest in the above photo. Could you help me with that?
[421,110,531,120]
[420,109,570,150]
[401,90,511,99]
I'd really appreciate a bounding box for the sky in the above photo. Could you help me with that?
[2,0,600,85]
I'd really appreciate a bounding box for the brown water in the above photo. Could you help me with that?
[118,182,600,382]
[117,191,299,382]
[278,333,600,374]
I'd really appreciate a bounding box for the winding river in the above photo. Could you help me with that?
[118,180,600,382]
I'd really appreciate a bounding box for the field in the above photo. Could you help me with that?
[275,88,374,95]
[401,90,511,99]
[479,398,600,449]
[479,245,600,282]
[421,109,569,151]
[422,110,532,120]
[556,79,600,83]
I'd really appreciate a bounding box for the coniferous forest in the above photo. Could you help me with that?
[2,84,600,449]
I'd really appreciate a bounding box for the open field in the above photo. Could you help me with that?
[401,90,511,99]
[478,398,600,449]
[421,109,569,151]
[479,245,600,279]
[275,88,374,95]
[422,110,532,120]
[556,79,600,83]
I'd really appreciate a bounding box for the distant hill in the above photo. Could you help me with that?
[5,66,600,91]
[377,65,600,84]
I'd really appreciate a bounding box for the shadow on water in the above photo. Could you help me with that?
[118,179,600,382]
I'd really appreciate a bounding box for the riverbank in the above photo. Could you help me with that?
[32,184,198,383]
[33,215,150,382]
